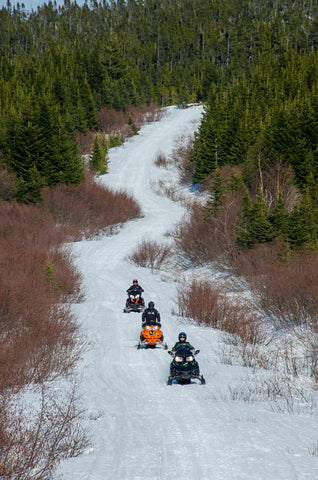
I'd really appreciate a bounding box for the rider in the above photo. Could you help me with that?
[127,279,144,295]
[172,332,194,351]
[142,301,161,326]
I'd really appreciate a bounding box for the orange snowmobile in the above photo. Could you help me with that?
[137,323,168,349]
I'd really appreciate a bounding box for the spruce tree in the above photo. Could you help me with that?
[269,193,289,240]
[204,167,226,216]
[48,113,84,185]
[14,165,44,204]
[236,188,274,250]
[90,134,108,175]
[235,189,254,250]
[287,204,308,248]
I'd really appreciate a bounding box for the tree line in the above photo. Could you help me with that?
[0,0,317,251]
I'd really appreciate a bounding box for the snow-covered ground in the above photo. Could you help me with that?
[57,106,318,480]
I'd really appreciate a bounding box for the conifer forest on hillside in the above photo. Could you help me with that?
[0,0,318,250]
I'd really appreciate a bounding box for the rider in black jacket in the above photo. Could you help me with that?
[142,301,161,326]
[172,332,194,351]
[127,279,144,295]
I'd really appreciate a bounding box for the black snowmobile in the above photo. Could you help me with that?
[123,290,145,313]
[167,344,205,385]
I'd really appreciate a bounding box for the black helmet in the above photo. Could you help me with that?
[178,332,187,341]
[133,279,138,285]
[148,301,155,309]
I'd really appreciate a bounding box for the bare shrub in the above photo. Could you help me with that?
[76,131,95,155]
[231,240,284,278]
[142,103,164,122]
[127,239,172,270]
[232,244,318,381]
[0,202,83,385]
[262,164,299,211]
[41,172,142,239]
[227,375,298,413]
[245,146,299,211]
[0,386,89,479]
[96,107,128,132]
[173,194,241,266]
[170,133,195,183]
[154,152,169,168]
[309,441,318,456]
[127,105,144,129]
[96,104,162,137]
[176,279,264,348]
[1,170,146,477]
[0,164,16,200]
[0,199,87,479]
[0,201,64,246]
[78,104,162,161]
[234,246,318,330]
[0,239,80,391]
[177,279,222,326]
[151,178,192,207]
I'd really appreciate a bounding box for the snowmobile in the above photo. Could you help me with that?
[137,323,168,349]
[167,344,205,385]
[123,290,145,313]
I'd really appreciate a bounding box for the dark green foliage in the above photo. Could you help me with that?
[227,170,245,193]
[287,189,318,248]
[236,189,274,250]
[14,166,45,204]
[90,135,108,175]
[0,0,317,208]
[48,114,84,185]
[192,49,318,192]
[268,193,289,240]
[204,168,226,216]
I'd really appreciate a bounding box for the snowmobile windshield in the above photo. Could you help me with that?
[175,344,192,357]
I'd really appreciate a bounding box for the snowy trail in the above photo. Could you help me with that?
[57,106,318,480]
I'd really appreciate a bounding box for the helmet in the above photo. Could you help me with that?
[148,301,155,309]
[133,279,138,285]
[178,332,187,341]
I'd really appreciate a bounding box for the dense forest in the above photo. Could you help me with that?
[0,0,316,205]
[0,0,318,245]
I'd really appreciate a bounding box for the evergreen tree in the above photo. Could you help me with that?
[204,167,226,216]
[1,0,318,203]
[90,134,108,175]
[48,113,84,185]
[4,104,49,182]
[269,192,289,239]
[235,189,254,250]
[288,188,318,247]
[236,188,274,250]
[14,165,44,204]
[287,204,308,249]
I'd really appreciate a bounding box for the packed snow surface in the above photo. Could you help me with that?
[57,106,318,479]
